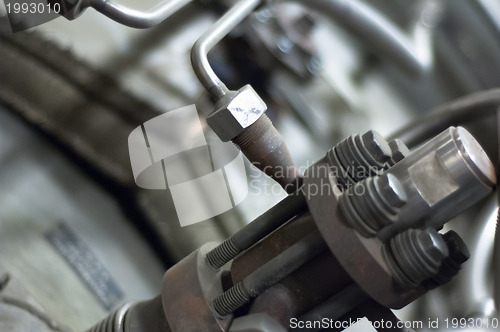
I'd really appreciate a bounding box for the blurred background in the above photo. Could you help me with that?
[1,0,500,330]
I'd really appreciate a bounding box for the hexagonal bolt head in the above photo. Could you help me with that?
[418,229,449,263]
[207,85,267,142]
[361,131,392,164]
[388,139,410,164]
[376,174,407,209]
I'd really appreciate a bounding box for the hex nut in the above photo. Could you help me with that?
[376,174,407,209]
[207,85,267,142]
[388,139,410,165]
[418,230,449,262]
[361,131,392,164]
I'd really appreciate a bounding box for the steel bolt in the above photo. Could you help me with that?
[424,230,470,289]
[338,173,407,237]
[382,228,449,289]
[327,130,392,189]
[361,130,392,165]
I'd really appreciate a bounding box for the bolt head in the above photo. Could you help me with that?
[207,85,267,141]
[418,228,449,261]
[376,174,407,208]
[361,131,392,163]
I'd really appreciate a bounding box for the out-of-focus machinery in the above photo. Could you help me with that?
[2,0,500,331]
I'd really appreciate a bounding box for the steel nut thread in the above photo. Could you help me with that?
[382,228,449,289]
[338,173,407,237]
[327,130,392,189]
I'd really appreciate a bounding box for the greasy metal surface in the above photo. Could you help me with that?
[231,212,316,283]
[232,114,302,193]
[304,161,426,309]
[231,213,353,319]
[162,244,230,332]
[0,23,244,262]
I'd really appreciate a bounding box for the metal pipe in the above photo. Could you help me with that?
[191,0,262,101]
[389,88,500,148]
[213,230,326,316]
[89,0,192,29]
[291,0,435,76]
[206,193,308,269]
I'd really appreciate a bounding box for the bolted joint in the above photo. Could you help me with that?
[382,228,449,289]
[423,230,470,290]
[48,0,88,20]
[338,173,407,237]
[207,85,267,142]
[327,130,392,189]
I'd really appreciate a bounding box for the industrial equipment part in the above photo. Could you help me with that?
[326,130,393,189]
[190,0,302,193]
[378,126,496,240]
[86,126,494,331]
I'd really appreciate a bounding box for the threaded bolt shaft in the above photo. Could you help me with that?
[213,283,251,317]
[206,238,240,269]
[338,173,407,237]
[382,228,449,289]
[327,130,392,189]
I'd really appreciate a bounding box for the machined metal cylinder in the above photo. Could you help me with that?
[377,126,496,241]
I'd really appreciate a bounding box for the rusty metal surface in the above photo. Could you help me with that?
[231,212,353,322]
[230,212,315,283]
[304,161,426,309]
[162,244,230,332]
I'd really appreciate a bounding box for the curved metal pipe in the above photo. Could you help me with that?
[291,0,436,76]
[89,0,192,29]
[191,0,262,101]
